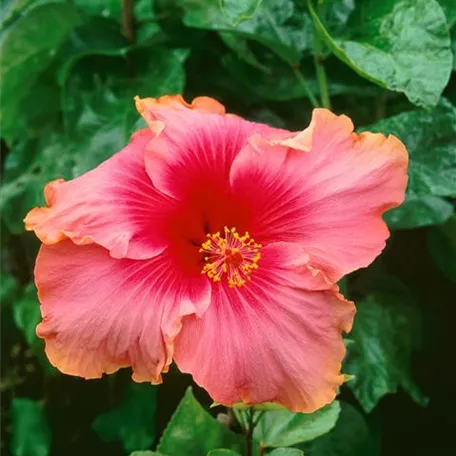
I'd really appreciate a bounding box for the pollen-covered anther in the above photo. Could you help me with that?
[199,227,262,287]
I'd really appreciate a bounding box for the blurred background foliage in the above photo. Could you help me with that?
[0,0,455,455]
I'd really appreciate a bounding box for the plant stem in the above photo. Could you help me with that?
[292,66,320,108]
[121,0,135,44]
[313,29,332,109]
[245,408,255,456]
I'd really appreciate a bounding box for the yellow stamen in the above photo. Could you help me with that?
[200,226,262,288]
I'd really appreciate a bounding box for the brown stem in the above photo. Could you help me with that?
[121,0,135,44]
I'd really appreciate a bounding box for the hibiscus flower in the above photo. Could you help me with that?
[25,95,407,412]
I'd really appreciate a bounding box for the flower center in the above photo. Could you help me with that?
[199,227,262,288]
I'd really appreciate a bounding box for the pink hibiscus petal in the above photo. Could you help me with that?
[135,95,285,210]
[174,242,355,413]
[230,108,408,281]
[35,240,211,382]
[24,129,174,260]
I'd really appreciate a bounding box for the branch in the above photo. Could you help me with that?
[122,0,135,44]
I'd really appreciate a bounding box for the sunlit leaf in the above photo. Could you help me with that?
[309,0,452,107]
[254,401,340,447]
[157,388,244,456]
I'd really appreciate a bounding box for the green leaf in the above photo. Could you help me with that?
[362,99,456,229]
[1,129,123,234]
[0,0,33,29]
[124,47,189,132]
[269,450,304,456]
[219,0,262,25]
[1,84,126,233]
[92,383,157,452]
[74,0,122,19]
[157,388,244,456]
[12,283,41,347]
[130,452,166,456]
[303,402,372,456]
[183,0,312,64]
[309,0,452,108]
[316,0,356,38]
[427,215,456,283]
[452,27,456,69]
[254,401,340,447]
[207,450,242,456]
[344,289,428,412]
[0,2,80,144]
[11,398,51,456]
[384,196,454,230]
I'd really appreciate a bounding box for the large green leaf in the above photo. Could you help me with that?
[92,383,157,452]
[0,2,80,144]
[183,0,312,64]
[362,99,456,229]
[344,288,428,412]
[157,388,244,456]
[253,401,340,447]
[309,0,452,108]
[427,215,456,283]
[11,398,51,456]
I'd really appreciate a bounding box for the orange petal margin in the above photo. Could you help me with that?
[134,94,226,116]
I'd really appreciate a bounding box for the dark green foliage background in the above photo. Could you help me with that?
[1,0,455,455]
